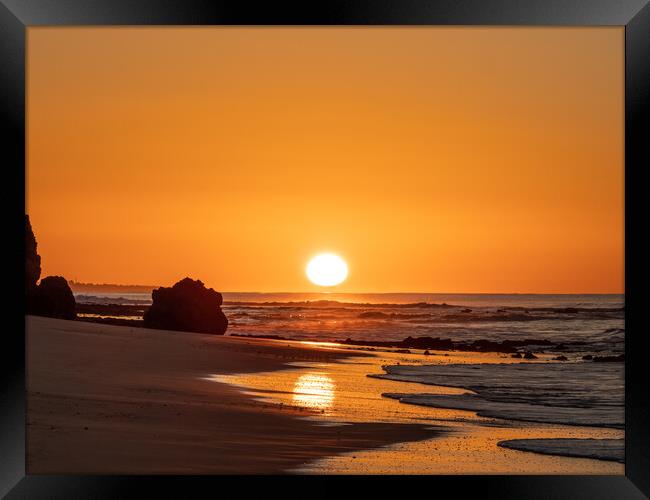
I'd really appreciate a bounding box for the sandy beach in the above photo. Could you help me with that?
[27,315,623,474]
[26,316,438,474]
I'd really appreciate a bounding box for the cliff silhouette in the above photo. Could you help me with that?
[26,215,76,320]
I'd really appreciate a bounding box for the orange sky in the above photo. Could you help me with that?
[27,27,624,293]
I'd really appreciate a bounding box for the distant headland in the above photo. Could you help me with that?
[68,281,158,294]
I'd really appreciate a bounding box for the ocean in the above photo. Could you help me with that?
[75,292,624,356]
[74,292,625,435]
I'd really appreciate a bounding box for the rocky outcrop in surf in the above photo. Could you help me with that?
[592,354,625,363]
[143,278,228,335]
[337,335,557,354]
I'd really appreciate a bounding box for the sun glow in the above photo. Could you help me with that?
[306,253,348,287]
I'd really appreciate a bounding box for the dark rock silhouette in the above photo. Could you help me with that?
[423,350,431,356]
[401,336,452,350]
[337,336,563,354]
[25,215,41,294]
[30,276,77,320]
[231,334,287,341]
[523,351,538,360]
[511,352,522,358]
[469,339,517,353]
[582,355,593,360]
[553,355,568,361]
[592,354,625,363]
[358,311,390,319]
[143,278,228,335]
[26,215,76,319]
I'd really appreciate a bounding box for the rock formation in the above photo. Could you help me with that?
[25,215,41,294]
[30,276,77,320]
[26,215,77,319]
[143,278,228,335]
[592,354,625,363]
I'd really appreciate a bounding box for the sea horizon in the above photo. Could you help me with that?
[68,281,623,297]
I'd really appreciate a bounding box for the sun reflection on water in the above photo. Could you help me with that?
[292,372,335,411]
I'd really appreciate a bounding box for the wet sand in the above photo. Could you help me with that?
[216,350,623,474]
[26,316,439,474]
[26,316,623,474]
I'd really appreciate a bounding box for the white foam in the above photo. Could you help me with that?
[375,362,623,428]
[497,438,624,463]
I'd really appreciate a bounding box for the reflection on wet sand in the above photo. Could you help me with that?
[292,373,335,411]
[208,348,623,474]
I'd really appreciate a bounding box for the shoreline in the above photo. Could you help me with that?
[214,350,623,474]
[27,315,623,474]
[26,316,440,474]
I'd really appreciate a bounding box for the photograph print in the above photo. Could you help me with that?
[26,27,624,474]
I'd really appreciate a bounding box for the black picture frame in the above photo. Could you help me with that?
[2,0,648,497]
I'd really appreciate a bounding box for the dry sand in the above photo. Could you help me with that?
[26,316,438,474]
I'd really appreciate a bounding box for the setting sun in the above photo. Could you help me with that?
[306,254,348,287]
